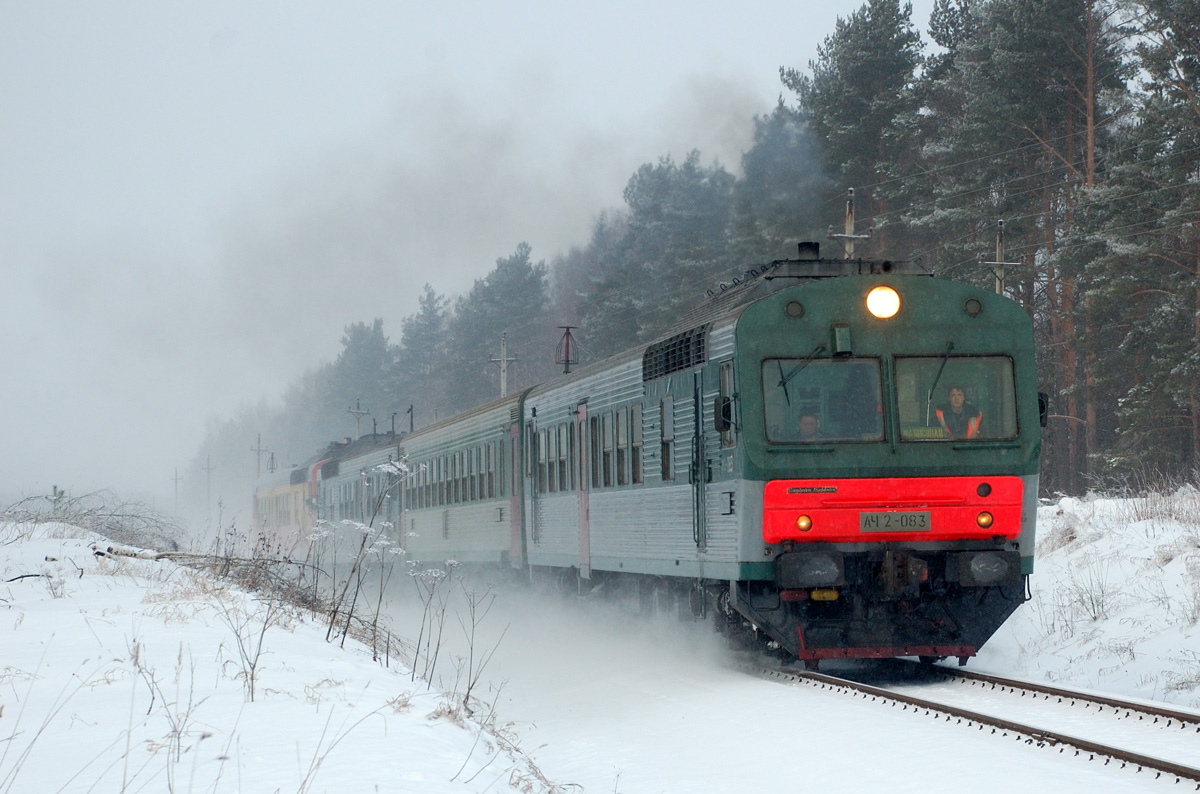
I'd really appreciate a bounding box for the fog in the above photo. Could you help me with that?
[0,1,935,507]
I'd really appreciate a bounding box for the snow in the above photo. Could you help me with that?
[976,489,1200,708]
[4,493,1200,793]
[0,524,550,794]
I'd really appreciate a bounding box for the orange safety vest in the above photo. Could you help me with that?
[936,406,982,438]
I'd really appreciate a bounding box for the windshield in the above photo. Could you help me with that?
[896,356,1017,441]
[762,358,883,443]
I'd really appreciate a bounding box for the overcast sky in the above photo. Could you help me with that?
[0,1,936,503]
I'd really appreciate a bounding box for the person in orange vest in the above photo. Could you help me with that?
[936,385,982,438]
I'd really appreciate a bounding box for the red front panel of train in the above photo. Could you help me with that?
[763,476,1024,544]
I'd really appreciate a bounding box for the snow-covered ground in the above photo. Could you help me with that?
[978,490,1200,708]
[0,523,554,794]
[3,493,1200,793]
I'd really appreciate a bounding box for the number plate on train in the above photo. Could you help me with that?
[859,511,932,532]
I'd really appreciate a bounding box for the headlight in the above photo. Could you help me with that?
[968,552,1010,585]
[866,286,900,319]
[777,551,845,588]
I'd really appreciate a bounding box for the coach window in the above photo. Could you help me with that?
[718,361,737,448]
[427,461,435,507]
[462,450,470,502]
[590,416,601,489]
[762,358,883,443]
[537,431,547,494]
[602,411,614,488]
[430,457,437,507]
[462,451,470,502]
[895,356,1018,441]
[475,446,484,500]
[497,439,506,498]
[465,448,474,501]
[661,396,675,481]
[476,446,482,501]
[617,407,629,486]
[557,424,569,491]
[556,428,566,492]
[548,430,559,494]
[631,403,644,484]
[568,422,578,491]
[461,453,469,503]
[539,430,550,493]
[466,448,474,501]
[481,444,489,499]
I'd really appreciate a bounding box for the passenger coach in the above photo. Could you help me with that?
[260,247,1043,665]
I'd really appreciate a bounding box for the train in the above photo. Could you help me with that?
[255,244,1044,667]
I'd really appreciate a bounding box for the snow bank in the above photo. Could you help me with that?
[977,491,1200,708]
[0,522,555,794]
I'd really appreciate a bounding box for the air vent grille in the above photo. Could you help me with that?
[642,324,710,381]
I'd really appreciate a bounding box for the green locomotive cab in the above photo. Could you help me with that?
[729,272,1041,665]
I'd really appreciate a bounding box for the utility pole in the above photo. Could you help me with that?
[490,333,519,397]
[348,398,370,439]
[50,485,65,516]
[555,326,579,375]
[250,434,270,479]
[828,187,871,259]
[172,467,183,513]
[202,456,216,528]
[406,404,414,432]
[980,219,1022,295]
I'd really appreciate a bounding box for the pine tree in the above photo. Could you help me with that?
[781,0,923,256]
[444,243,555,413]
[395,283,450,430]
[1086,0,1200,479]
[325,319,400,438]
[732,102,830,260]
[619,151,736,337]
[904,0,1129,492]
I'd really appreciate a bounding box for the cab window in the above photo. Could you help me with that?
[895,356,1017,441]
[762,358,883,443]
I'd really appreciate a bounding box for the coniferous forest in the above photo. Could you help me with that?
[187,0,1200,516]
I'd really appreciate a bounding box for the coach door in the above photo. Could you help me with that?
[691,372,708,552]
[576,402,591,578]
[509,422,523,568]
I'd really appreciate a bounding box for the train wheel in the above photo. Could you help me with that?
[918,655,945,665]
[709,585,737,633]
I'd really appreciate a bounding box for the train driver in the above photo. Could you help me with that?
[936,385,982,438]
[798,413,822,441]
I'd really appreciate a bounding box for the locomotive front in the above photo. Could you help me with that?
[731,272,1041,666]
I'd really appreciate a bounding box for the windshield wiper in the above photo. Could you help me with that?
[778,345,827,406]
[925,340,956,425]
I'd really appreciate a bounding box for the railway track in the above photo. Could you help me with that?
[757,661,1200,788]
